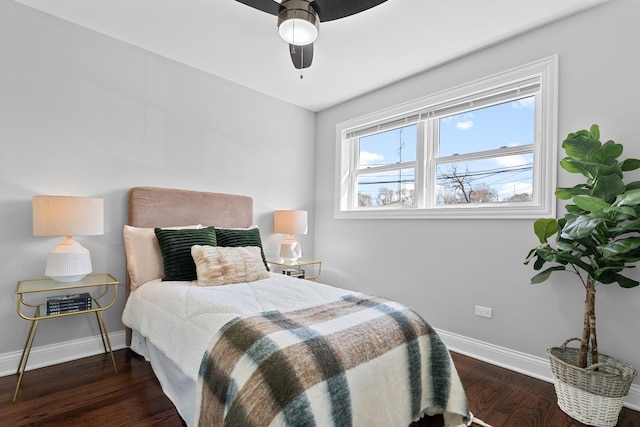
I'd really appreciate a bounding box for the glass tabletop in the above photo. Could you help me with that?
[267,258,320,267]
[16,273,118,294]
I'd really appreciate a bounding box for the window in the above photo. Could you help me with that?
[336,56,558,219]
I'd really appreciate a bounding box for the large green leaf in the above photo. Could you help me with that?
[625,181,640,191]
[533,253,550,270]
[556,239,588,254]
[598,237,640,256]
[608,217,640,235]
[530,266,566,284]
[614,189,640,207]
[595,163,623,180]
[565,129,592,141]
[562,135,601,160]
[534,246,568,264]
[562,213,606,239]
[602,253,640,264]
[594,140,623,164]
[523,248,538,265]
[556,185,589,200]
[560,158,595,177]
[572,195,611,216]
[603,205,637,218]
[565,204,584,213]
[606,272,639,288]
[556,253,594,274]
[533,218,558,243]
[532,246,593,273]
[621,158,640,171]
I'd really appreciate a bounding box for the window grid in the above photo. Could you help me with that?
[335,56,557,219]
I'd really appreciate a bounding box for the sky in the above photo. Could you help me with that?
[357,95,535,205]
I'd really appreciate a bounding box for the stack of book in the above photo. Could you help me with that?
[283,268,305,279]
[46,293,92,315]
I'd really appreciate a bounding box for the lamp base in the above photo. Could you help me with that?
[45,237,92,282]
[48,273,89,283]
[279,237,302,264]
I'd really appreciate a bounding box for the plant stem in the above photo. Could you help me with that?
[579,277,598,368]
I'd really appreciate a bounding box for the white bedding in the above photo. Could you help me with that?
[122,272,353,381]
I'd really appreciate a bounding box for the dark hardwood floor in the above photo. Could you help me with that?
[1,349,638,426]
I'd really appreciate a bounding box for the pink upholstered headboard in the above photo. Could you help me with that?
[125,186,253,344]
[128,186,253,229]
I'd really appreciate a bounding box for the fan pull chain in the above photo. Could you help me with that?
[300,46,304,79]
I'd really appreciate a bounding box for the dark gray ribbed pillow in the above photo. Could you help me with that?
[155,226,217,281]
[214,226,269,271]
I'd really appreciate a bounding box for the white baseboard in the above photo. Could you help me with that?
[1,328,637,412]
[0,331,127,377]
[436,328,640,412]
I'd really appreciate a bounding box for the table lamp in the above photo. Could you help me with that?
[273,210,307,263]
[33,195,104,282]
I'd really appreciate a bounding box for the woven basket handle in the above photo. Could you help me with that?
[559,338,623,376]
[584,363,624,376]
[560,337,582,349]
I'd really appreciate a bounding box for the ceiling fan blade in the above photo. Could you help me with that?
[235,0,280,16]
[289,43,314,69]
[311,0,387,22]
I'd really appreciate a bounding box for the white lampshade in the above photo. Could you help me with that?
[33,196,104,282]
[274,210,308,263]
[274,210,308,235]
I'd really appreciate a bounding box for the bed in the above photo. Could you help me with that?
[121,186,471,427]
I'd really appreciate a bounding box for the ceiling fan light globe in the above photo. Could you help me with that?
[278,18,318,45]
[277,0,319,45]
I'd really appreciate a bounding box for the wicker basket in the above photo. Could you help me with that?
[548,338,637,427]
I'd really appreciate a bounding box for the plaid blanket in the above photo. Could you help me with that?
[195,294,469,426]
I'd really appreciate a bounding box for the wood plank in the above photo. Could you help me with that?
[0,349,638,426]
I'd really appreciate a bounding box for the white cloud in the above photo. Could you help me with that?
[511,97,535,110]
[360,151,385,166]
[456,120,473,130]
[494,153,528,167]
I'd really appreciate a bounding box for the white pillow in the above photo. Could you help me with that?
[191,245,269,286]
[124,224,202,290]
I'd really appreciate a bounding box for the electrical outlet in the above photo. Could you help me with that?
[475,305,493,318]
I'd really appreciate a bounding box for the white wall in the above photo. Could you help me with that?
[314,0,640,391]
[0,0,315,362]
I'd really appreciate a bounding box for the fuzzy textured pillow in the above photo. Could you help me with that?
[191,245,270,286]
[123,224,203,290]
[214,226,270,271]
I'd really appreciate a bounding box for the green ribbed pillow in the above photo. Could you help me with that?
[215,226,269,271]
[155,226,217,281]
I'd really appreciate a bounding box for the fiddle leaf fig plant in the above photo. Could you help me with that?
[524,124,640,368]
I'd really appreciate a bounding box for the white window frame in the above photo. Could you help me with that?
[335,56,558,219]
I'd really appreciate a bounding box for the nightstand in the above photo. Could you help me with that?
[267,258,322,281]
[13,273,119,402]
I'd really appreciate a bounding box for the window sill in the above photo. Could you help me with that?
[334,202,555,220]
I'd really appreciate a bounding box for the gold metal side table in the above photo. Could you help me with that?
[267,258,322,281]
[13,273,119,402]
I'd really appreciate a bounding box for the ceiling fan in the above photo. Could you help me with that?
[236,0,387,71]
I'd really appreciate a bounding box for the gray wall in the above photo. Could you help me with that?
[0,1,315,359]
[1,0,639,399]
[314,0,640,387]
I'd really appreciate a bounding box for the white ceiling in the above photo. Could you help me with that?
[15,0,609,112]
